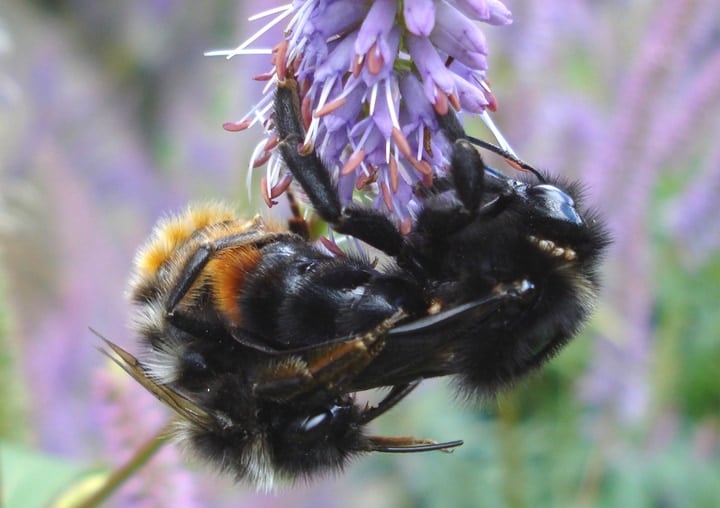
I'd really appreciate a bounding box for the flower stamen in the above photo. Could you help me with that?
[219,0,514,221]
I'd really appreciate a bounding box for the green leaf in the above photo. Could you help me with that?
[1,442,106,508]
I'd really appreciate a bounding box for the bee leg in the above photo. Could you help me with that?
[285,187,310,240]
[449,139,486,213]
[353,382,464,454]
[365,436,464,453]
[356,382,463,453]
[436,107,543,180]
[274,77,405,258]
[253,311,405,401]
[358,381,421,424]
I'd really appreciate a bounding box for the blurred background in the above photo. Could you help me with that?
[1,1,718,507]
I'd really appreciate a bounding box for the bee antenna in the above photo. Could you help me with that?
[465,135,546,183]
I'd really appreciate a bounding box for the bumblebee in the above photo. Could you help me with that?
[272,76,610,395]
[101,75,608,488]
[100,202,461,491]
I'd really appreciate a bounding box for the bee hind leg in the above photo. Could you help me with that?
[357,381,421,424]
[284,187,310,240]
[355,381,463,454]
[253,311,406,401]
[364,436,464,454]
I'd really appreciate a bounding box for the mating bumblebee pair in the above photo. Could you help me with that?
[99,77,609,491]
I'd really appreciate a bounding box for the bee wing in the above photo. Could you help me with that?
[388,297,505,337]
[348,291,517,390]
[91,329,215,430]
[228,326,284,354]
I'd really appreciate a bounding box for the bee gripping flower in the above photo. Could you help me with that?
[215,0,513,226]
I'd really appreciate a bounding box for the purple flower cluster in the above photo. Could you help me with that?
[212,0,512,230]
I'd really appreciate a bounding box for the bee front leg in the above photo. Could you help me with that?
[274,77,406,258]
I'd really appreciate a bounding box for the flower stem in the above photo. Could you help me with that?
[75,421,173,508]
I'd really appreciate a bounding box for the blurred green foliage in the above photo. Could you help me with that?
[0,268,26,442]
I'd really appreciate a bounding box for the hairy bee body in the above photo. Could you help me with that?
[269,77,609,397]
[104,203,456,490]
[130,203,428,355]
[102,76,608,489]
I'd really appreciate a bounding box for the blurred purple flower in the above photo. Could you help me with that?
[210,0,512,229]
[574,0,720,422]
[93,364,201,507]
[667,137,720,266]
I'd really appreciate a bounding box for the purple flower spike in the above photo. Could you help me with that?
[355,0,397,58]
[404,0,436,36]
[431,1,489,59]
[453,0,513,25]
[214,0,513,226]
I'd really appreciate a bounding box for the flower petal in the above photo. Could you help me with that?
[432,1,488,56]
[407,34,456,101]
[450,0,512,25]
[355,0,397,55]
[404,0,436,36]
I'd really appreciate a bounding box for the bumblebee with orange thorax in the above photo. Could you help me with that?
[100,200,460,491]
[101,75,608,490]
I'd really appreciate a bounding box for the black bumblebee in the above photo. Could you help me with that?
[100,75,608,489]
[273,77,610,396]
[100,202,461,492]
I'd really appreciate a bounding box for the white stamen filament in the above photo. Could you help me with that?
[384,78,400,129]
[286,37,306,63]
[359,160,371,177]
[247,139,269,200]
[222,6,294,59]
[416,128,423,160]
[268,148,283,185]
[356,123,374,156]
[285,0,315,36]
[305,75,337,146]
[231,90,274,131]
[261,73,278,95]
[204,48,273,56]
[368,83,378,116]
[479,110,516,156]
[396,153,414,185]
[248,4,292,22]
[251,98,274,131]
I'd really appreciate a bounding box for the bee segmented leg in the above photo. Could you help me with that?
[274,77,406,257]
[436,106,544,181]
[354,381,463,454]
[358,381,421,424]
[285,187,310,240]
[365,436,464,454]
[253,311,406,401]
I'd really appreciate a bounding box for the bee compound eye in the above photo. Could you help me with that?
[299,410,332,432]
[527,184,583,225]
